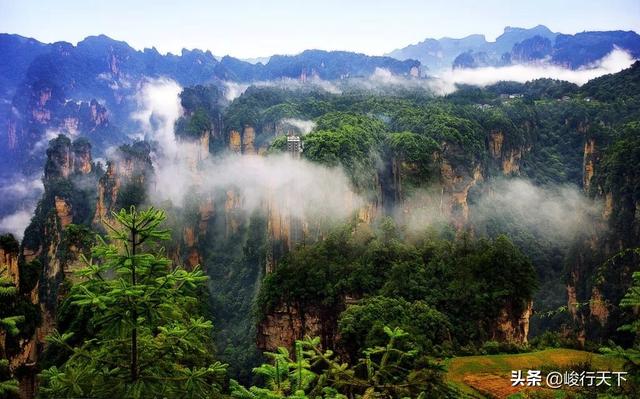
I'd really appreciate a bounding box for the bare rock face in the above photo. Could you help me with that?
[229,130,242,153]
[603,193,614,219]
[32,87,52,124]
[44,136,93,181]
[228,126,258,154]
[242,126,256,154]
[491,301,533,344]
[501,149,523,174]
[177,129,210,169]
[257,303,340,352]
[567,282,579,319]
[0,236,41,399]
[583,138,598,193]
[0,242,20,287]
[183,226,201,269]
[62,117,79,135]
[589,287,610,326]
[54,197,73,229]
[89,100,109,128]
[45,137,74,180]
[439,159,483,226]
[563,135,624,342]
[93,161,120,225]
[198,131,210,161]
[180,195,215,271]
[225,190,243,237]
[73,139,93,174]
[488,131,505,158]
[487,131,527,175]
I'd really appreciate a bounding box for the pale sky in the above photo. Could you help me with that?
[1,0,639,59]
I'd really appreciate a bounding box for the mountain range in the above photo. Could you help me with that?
[0,25,639,222]
[387,25,640,71]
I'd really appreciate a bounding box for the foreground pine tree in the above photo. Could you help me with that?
[39,207,226,398]
[230,327,457,399]
[0,270,23,397]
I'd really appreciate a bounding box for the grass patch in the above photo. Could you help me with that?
[444,348,623,398]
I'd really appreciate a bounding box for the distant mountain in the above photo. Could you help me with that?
[215,49,420,81]
[0,34,50,98]
[0,34,420,175]
[553,30,640,68]
[492,25,558,54]
[387,33,488,72]
[240,56,271,65]
[387,25,640,71]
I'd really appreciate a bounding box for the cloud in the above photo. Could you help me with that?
[154,153,361,221]
[392,178,601,244]
[470,178,601,241]
[430,48,636,94]
[129,78,603,240]
[329,49,636,96]
[223,81,250,101]
[222,76,342,102]
[30,129,76,156]
[0,210,33,239]
[0,174,43,200]
[130,78,361,225]
[130,77,183,159]
[280,118,316,135]
[0,173,43,239]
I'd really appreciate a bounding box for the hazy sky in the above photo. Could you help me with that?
[2,0,639,58]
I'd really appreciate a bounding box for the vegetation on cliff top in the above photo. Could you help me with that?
[258,219,537,357]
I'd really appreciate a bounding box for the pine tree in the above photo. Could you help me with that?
[0,270,22,397]
[39,207,226,398]
[230,327,456,399]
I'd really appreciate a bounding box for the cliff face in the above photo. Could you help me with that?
[242,126,256,154]
[257,132,536,352]
[439,159,483,227]
[181,196,214,270]
[381,131,529,231]
[3,81,111,174]
[0,235,39,399]
[487,131,529,175]
[93,162,120,224]
[29,137,94,308]
[93,141,152,225]
[0,241,19,287]
[491,301,533,343]
[229,130,242,153]
[564,133,632,343]
[582,138,598,193]
[228,125,261,154]
[264,184,312,273]
[257,302,342,352]
[10,136,158,398]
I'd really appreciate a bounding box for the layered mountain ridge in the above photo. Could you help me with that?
[388,25,640,71]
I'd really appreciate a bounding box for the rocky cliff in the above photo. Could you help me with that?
[256,129,536,352]
[564,130,637,344]
[0,235,39,399]
[4,135,157,398]
[257,302,343,352]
